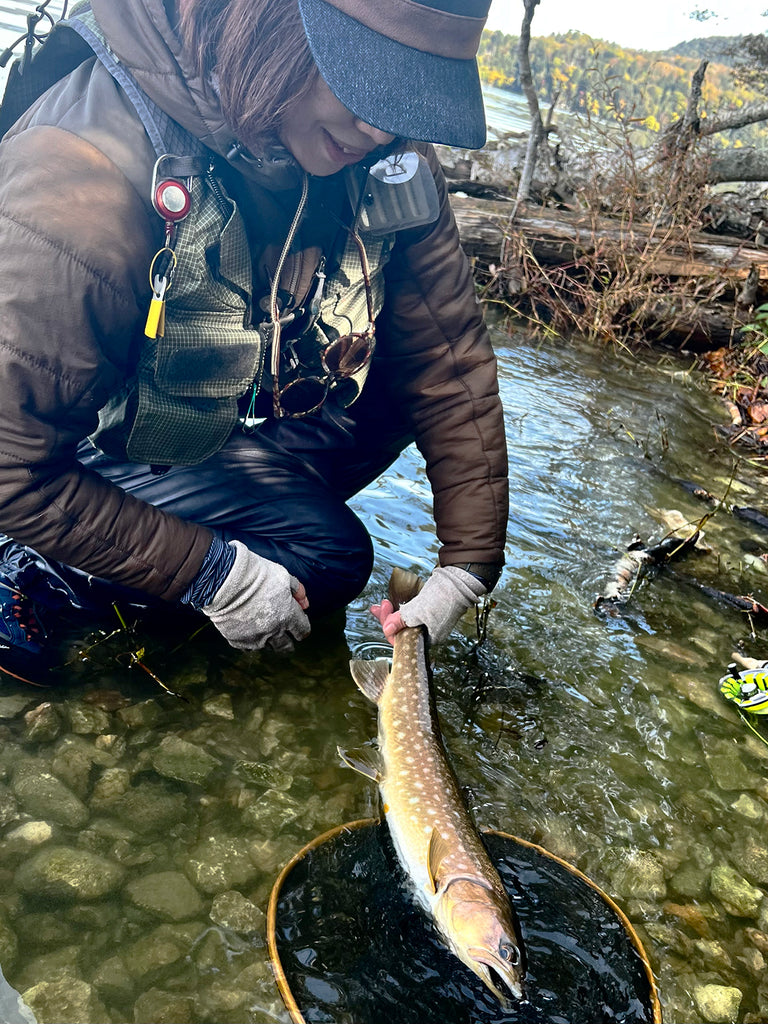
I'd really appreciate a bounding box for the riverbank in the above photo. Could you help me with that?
[442,132,768,457]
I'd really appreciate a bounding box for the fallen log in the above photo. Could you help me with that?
[450,196,768,292]
[625,296,748,350]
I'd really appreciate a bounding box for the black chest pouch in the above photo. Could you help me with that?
[346,151,440,238]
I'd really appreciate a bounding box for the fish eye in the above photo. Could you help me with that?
[499,940,520,966]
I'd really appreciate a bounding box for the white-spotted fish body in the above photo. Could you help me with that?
[343,568,524,1003]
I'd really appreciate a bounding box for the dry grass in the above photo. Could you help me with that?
[476,77,736,352]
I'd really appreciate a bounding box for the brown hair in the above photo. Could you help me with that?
[179,0,319,146]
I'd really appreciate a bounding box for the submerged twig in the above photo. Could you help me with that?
[111,604,189,701]
[69,604,189,701]
[595,466,738,613]
[594,530,702,612]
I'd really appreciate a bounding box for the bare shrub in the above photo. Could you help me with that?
[480,60,731,350]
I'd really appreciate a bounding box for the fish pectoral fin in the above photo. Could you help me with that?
[426,828,453,894]
[349,658,390,705]
[337,744,384,783]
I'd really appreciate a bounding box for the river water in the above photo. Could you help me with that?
[0,10,767,1024]
[0,323,765,1024]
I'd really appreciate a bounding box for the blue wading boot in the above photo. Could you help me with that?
[0,542,71,687]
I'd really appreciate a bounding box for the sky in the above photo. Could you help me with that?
[485,0,768,52]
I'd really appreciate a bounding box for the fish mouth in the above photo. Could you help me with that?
[468,948,524,1003]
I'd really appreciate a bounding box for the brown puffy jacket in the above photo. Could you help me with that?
[0,0,508,602]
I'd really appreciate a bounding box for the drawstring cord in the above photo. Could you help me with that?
[269,172,310,390]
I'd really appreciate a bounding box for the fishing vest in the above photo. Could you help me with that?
[0,3,395,466]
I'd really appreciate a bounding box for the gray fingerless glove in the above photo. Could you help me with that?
[398,566,486,644]
[201,541,310,652]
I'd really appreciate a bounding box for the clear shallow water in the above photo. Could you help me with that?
[0,323,767,1023]
[0,10,766,1020]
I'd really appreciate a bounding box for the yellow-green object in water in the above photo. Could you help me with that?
[719,666,768,714]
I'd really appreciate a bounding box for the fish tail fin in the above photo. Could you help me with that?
[389,567,423,610]
[350,658,390,704]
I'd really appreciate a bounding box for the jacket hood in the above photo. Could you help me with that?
[89,0,302,187]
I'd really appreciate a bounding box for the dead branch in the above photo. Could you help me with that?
[680,60,708,142]
[679,581,768,625]
[594,531,702,612]
[516,0,545,207]
[660,60,708,166]
[699,102,768,138]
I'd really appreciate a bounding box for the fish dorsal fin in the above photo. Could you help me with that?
[426,828,453,894]
[337,744,384,783]
[389,567,423,610]
[349,658,390,704]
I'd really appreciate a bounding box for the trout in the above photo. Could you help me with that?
[341,568,524,1002]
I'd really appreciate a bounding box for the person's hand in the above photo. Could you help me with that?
[201,540,310,652]
[371,598,405,642]
[371,566,487,645]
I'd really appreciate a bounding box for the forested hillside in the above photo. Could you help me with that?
[479,28,765,146]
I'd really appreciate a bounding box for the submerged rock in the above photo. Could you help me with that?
[210,890,265,934]
[202,693,234,719]
[234,760,292,792]
[5,821,53,851]
[0,696,35,720]
[730,793,766,822]
[117,699,162,730]
[108,781,190,835]
[198,974,250,1021]
[89,953,134,1005]
[89,766,131,810]
[22,970,109,1024]
[151,735,221,785]
[740,943,766,977]
[122,922,200,985]
[710,863,765,917]
[0,914,18,974]
[185,834,258,895]
[15,911,77,950]
[0,788,20,829]
[22,703,63,744]
[191,927,242,972]
[15,846,125,901]
[693,982,742,1022]
[729,833,768,888]
[241,790,301,833]
[661,901,712,938]
[704,743,758,792]
[693,937,732,968]
[132,987,195,1024]
[51,737,113,799]
[67,703,112,736]
[11,761,87,828]
[124,871,205,922]
[608,849,667,900]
